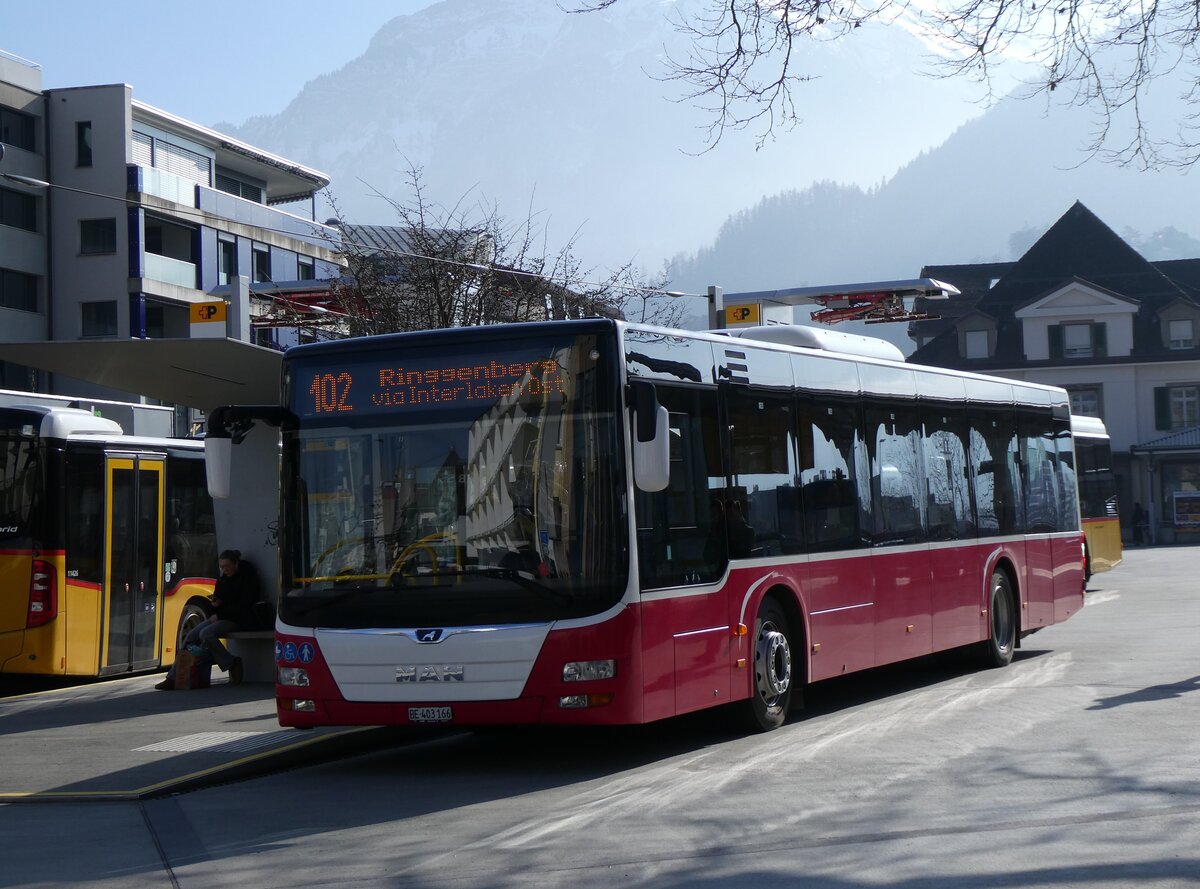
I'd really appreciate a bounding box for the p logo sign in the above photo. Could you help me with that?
[189,301,228,339]
[724,303,761,326]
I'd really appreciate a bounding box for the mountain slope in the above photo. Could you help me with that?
[227,0,987,271]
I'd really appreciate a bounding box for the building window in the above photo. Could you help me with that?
[964,329,989,359]
[1067,387,1102,418]
[1049,321,1107,360]
[0,187,37,232]
[76,121,93,167]
[1155,385,1200,430]
[218,238,237,287]
[80,218,117,255]
[1168,319,1194,350]
[1169,386,1200,428]
[215,170,264,204]
[253,246,271,283]
[0,268,38,312]
[145,304,165,338]
[0,107,36,152]
[81,300,118,337]
[297,257,315,280]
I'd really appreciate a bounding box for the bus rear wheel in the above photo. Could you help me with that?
[742,599,794,732]
[977,569,1016,668]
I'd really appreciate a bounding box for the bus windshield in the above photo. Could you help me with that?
[280,331,627,628]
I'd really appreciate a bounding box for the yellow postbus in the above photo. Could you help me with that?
[1072,415,1123,579]
[0,404,218,676]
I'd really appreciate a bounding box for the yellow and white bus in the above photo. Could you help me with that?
[0,404,218,676]
[1072,415,1123,579]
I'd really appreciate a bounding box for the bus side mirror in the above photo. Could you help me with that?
[205,436,232,499]
[629,381,670,493]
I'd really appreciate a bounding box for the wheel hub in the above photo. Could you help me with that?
[756,621,791,702]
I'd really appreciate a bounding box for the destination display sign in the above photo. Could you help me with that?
[292,349,568,419]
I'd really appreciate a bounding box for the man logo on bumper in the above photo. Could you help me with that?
[396,665,465,682]
[415,628,444,643]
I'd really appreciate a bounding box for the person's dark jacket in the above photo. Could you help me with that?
[212,560,261,628]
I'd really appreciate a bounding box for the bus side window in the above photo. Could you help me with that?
[798,399,866,552]
[65,449,104,585]
[725,389,800,557]
[971,415,1023,536]
[635,386,725,588]
[922,408,975,541]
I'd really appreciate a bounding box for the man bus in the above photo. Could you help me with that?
[207,317,1086,732]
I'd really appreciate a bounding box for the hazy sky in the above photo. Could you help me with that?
[3,0,436,128]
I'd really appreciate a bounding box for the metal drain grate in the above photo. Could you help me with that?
[134,731,297,754]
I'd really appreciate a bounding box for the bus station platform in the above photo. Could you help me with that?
[0,673,411,803]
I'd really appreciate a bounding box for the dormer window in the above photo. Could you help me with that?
[1168,319,1194,350]
[1049,322,1107,360]
[964,329,989,359]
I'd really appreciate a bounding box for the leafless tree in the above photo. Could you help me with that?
[324,163,685,337]
[567,0,1200,166]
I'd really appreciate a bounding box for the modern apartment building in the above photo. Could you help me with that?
[0,50,342,404]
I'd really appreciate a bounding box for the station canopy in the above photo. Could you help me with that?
[0,338,283,412]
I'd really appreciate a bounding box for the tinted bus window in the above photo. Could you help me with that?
[1020,412,1060,533]
[726,389,800,557]
[64,448,104,585]
[799,399,869,551]
[866,401,925,545]
[970,414,1023,536]
[1054,421,1080,532]
[167,454,218,579]
[0,434,43,545]
[922,408,975,540]
[636,387,726,588]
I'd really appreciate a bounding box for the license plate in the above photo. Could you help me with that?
[408,706,453,724]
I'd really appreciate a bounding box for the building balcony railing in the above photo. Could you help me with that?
[197,185,337,250]
[143,252,197,289]
[127,164,337,251]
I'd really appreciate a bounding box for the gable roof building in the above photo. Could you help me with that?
[908,201,1200,544]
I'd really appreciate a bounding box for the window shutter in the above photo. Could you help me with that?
[1154,387,1170,430]
[1048,324,1064,360]
[1093,322,1107,358]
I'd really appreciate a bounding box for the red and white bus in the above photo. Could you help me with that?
[208,317,1085,731]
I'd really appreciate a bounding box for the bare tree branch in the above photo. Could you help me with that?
[566,0,1200,166]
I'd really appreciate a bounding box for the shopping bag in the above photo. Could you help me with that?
[173,648,212,689]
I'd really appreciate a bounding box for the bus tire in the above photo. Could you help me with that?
[977,569,1016,668]
[177,600,211,650]
[742,598,794,732]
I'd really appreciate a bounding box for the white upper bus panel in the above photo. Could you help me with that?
[6,404,125,439]
[727,325,906,362]
[1071,415,1108,438]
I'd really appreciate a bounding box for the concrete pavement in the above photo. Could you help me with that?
[0,672,406,802]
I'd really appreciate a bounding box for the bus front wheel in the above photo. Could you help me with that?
[742,599,794,732]
[978,570,1016,668]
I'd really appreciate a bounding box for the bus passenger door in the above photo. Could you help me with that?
[101,455,165,674]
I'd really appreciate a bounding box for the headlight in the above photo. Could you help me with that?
[278,667,309,687]
[562,659,616,682]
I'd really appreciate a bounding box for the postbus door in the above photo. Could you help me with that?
[100,454,165,675]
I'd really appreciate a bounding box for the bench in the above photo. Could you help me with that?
[224,631,275,683]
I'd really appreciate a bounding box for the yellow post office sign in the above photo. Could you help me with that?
[190,301,227,324]
[724,303,761,325]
